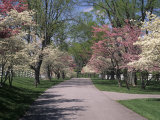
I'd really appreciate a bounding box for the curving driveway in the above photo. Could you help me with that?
[102,91,160,100]
[20,78,152,120]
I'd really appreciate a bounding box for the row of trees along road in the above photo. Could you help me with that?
[72,0,160,90]
[0,0,160,89]
[0,0,78,87]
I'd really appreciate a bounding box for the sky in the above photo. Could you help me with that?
[82,7,93,12]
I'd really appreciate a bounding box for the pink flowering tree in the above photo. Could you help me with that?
[0,0,28,38]
[89,22,141,88]
[0,0,27,13]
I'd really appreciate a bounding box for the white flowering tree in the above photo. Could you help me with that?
[42,46,76,80]
[81,64,96,78]
[14,31,45,86]
[128,13,160,71]
[0,9,34,86]
[128,13,160,89]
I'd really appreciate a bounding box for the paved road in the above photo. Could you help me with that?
[103,91,160,100]
[20,78,147,120]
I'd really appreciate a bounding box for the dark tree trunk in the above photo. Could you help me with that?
[50,71,53,80]
[128,72,132,85]
[141,71,148,89]
[57,72,60,79]
[123,69,130,90]
[141,76,145,89]
[47,65,51,81]
[30,55,43,87]
[34,69,40,87]
[111,70,115,80]
[62,72,65,79]
[1,66,13,87]
[116,69,122,87]
[3,67,10,84]
[134,72,137,85]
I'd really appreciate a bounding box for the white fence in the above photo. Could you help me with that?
[0,69,35,78]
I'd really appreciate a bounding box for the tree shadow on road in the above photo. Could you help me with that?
[20,92,87,120]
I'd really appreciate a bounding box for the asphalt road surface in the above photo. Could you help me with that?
[20,78,147,120]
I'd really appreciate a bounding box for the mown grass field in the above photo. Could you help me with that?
[92,78,160,94]
[119,98,160,120]
[92,78,160,120]
[0,77,66,120]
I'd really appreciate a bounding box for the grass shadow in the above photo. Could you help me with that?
[0,77,66,120]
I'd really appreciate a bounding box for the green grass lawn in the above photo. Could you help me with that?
[92,78,160,94]
[119,98,160,120]
[0,77,66,120]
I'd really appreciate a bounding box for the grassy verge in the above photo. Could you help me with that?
[119,98,160,120]
[0,77,67,120]
[92,78,160,94]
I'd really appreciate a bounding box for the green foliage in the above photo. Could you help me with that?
[119,98,160,120]
[28,0,77,46]
[0,77,65,120]
[86,0,160,27]
[69,12,97,42]
[68,40,92,73]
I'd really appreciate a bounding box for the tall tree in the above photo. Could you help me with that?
[26,0,77,85]
[82,0,160,27]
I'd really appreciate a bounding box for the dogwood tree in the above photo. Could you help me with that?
[0,0,34,86]
[88,56,111,77]
[128,13,160,89]
[42,46,76,80]
[81,64,96,74]
[81,64,96,78]
[14,32,44,86]
[90,22,141,87]
[128,13,160,71]
[0,0,27,14]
